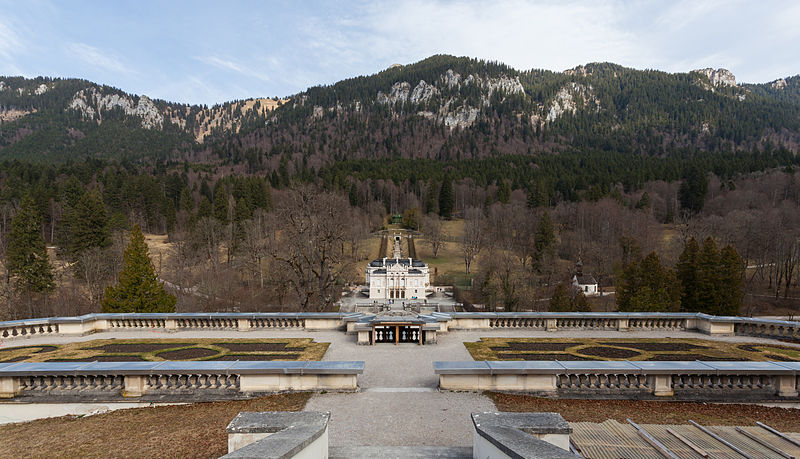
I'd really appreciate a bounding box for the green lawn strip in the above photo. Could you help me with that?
[465,338,800,362]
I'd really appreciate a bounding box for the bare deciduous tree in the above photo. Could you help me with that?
[270,187,362,311]
[422,213,446,258]
[461,207,485,274]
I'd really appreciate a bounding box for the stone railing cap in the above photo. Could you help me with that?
[471,412,577,459]
[433,361,489,374]
[555,361,642,372]
[223,411,330,459]
[486,361,564,374]
[0,361,365,376]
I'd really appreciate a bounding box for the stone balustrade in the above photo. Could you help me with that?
[0,312,350,339]
[0,361,364,400]
[434,361,800,401]
[1,311,798,342]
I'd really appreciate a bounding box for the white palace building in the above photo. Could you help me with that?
[365,257,431,300]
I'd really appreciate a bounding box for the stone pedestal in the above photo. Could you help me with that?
[617,318,629,331]
[165,319,178,331]
[0,377,20,398]
[545,318,558,332]
[123,375,148,397]
[237,319,251,331]
[777,375,798,397]
[649,375,673,397]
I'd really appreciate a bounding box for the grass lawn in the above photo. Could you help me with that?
[0,338,329,363]
[0,393,311,458]
[488,393,800,430]
[465,338,800,361]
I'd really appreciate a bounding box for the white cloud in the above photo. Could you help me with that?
[0,15,26,75]
[65,42,131,74]
[195,56,271,83]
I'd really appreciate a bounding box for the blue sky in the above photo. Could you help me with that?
[1,0,798,105]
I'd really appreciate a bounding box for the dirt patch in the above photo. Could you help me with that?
[487,392,800,430]
[46,355,148,362]
[605,342,708,352]
[90,343,194,353]
[502,353,594,361]
[578,347,642,359]
[213,343,303,352]
[0,345,58,354]
[648,354,741,361]
[764,354,796,361]
[215,354,301,361]
[492,342,575,352]
[738,344,761,352]
[0,356,29,362]
[157,348,220,360]
[0,393,311,458]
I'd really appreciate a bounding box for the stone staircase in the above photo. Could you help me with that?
[329,446,472,458]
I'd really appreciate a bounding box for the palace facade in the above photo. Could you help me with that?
[365,257,430,300]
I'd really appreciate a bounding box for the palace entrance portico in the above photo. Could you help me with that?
[353,313,440,345]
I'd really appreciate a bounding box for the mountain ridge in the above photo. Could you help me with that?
[2,55,800,164]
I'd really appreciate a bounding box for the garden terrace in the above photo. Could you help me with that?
[466,338,800,362]
[0,338,328,363]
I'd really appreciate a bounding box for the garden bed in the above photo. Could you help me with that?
[0,339,328,363]
[213,342,303,352]
[466,338,800,361]
[91,343,193,353]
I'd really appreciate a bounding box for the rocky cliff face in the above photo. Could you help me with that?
[546,82,600,122]
[373,69,525,129]
[69,88,165,129]
[695,68,737,88]
[771,78,788,90]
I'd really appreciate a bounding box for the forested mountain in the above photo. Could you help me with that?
[2,55,800,167]
[2,56,800,320]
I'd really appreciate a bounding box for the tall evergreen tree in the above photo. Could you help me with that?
[676,237,700,311]
[618,251,681,312]
[425,180,439,215]
[7,195,55,293]
[718,245,745,316]
[438,178,454,219]
[678,166,709,215]
[213,185,229,223]
[102,225,176,313]
[67,189,110,258]
[549,283,572,312]
[696,237,721,314]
